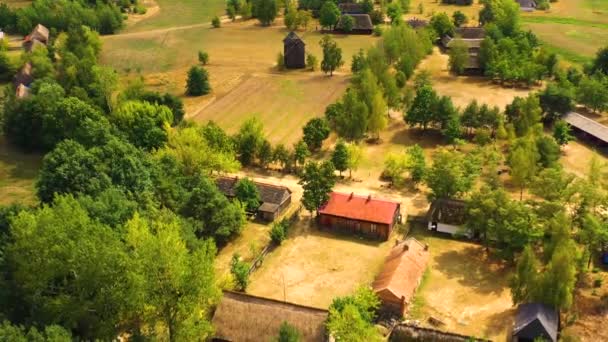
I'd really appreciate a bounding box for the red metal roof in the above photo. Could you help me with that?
[318,192,400,225]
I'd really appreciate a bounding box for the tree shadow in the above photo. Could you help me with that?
[433,244,511,295]
[484,307,515,340]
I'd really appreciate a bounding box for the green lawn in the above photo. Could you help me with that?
[0,137,41,206]
[124,0,226,33]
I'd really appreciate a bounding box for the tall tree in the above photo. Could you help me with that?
[591,46,608,76]
[299,161,336,215]
[302,118,330,151]
[331,140,349,177]
[112,101,173,150]
[404,85,438,130]
[335,89,368,140]
[235,117,265,166]
[346,143,363,179]
[319,2,341,29]
[508,137,539,200]
[448,39,469,75]
[254,0,278,25]
[552,120,573,147]
[425,149,480,200]
[510,245,540,304]
[320,35,344,76]
[577,74,608,113]
[186,66,211,96]
[124,212,219,341]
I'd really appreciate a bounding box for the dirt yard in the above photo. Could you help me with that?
[408,225,514,341]
[247,214,404,309]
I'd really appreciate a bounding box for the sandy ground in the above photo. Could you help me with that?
[410,227,514,341]
[562,268,608,342]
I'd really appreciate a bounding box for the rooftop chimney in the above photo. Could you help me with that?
[367,194,372,202]
[349,192,354,200]
[424,244,429,251]
[403,243,409,252]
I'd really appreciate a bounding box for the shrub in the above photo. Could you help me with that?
[593,278,603,288]
[269,218,290,244]
[373,26,383,37]
[230,253,250,291]
[186,66,211,96]
[134,4,147,14]
[306,53,318,71]
[474,129,492,145]
[198,51,209,65]
[277,52,285,71]
[369,10,384,25]
[212,16,221,28]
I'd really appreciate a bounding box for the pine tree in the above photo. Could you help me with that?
[186,66,211,96]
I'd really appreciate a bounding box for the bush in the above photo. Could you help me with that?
[306,53,318,71]
[212,16,221,28]
[373,26,383,37]
[230,253,250,291]
[269,218,290,244]
[474,129,492,145]
[277,52,285,71]
[198,51,209,65]
[134,4,147,14]
[593,278,603,288]
[186,66,211,96]
[369,10,384,25]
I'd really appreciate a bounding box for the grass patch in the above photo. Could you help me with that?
[521,16,608,29]
[408,267,431,319]
[0,137,41,206]
[125,0,226,32]
[541,41,594,65]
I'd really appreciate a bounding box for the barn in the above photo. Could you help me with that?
[23,24,49,52]
[335,14,373,35]
[13,62,34,88]
[427,198,472,238]
[216,176,292,221]
[318,192,402,240]
[373,238,430,316]
[212,291,329,342]
[562,111,608,151]
[512,303,558,342]
[283,31,306,69]
[441,27,485,72]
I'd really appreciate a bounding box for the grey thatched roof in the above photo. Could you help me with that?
[216,176,292,213]
[337,14,373,31]
[426,199,467,225]
[513,303,558,342]
[339,3,365,14]
[283,31,305,45]
[212,291,328,342]
[563,112,608,144]
[389,323,491,342]
[407,18,429,29]
[517,0,537,9]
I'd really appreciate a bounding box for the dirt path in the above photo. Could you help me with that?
[106,15,239,40]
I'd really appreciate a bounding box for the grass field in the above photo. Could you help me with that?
[409,224,514,341]
[123,0,226,33]
[0,137,41,206]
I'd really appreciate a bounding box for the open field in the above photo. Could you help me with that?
[124,0,226,33]
[409,224,514,341]
[0,137,41,206]
[406,0,484,25]
[521,0,608,64]
[247,215,404,308]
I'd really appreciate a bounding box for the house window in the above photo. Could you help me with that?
[371,224,377,233]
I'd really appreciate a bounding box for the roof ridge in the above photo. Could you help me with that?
[332,191,400,204]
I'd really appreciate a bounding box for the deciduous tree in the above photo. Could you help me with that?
[320,35,344,76]
[299,161,336,215]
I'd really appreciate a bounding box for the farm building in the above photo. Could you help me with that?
[211,291,329,342]
[562,112,608,149]
[406,18,429,29]
[512,303,558,342]
[318,192,402,240]
[372,238,430,316]
[441,27,485,71]
[389,323,491,342]
[23,24,49,52]
[216,176,292,221]
[283,31,306,69]
[15,84,30,99]
[517,0,537,11]
[338,3,365,14]
[427,198,472,238]
[13,62,34,88]
[335,14,373,35]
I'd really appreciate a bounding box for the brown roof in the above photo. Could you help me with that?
[212,291,328,342]
[15,84,30,99]
[319,192,400,225]
[216,176,292,211]
[455,27,485,39]
[339,3,365,14]
[563,112,608,144]
[23,38,45,53]
[337,14,373,31]
[373,238,430,305]
[30,24,49,43]
[283,31,305,45]
[426,198,467,225]
[13,62,34,87]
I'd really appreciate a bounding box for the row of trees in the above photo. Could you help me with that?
[0,0,126,35]
[226,0,280,26]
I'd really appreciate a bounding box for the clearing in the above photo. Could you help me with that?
[0,137,41,206]
[409,224,514,341]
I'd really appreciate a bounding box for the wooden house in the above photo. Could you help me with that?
[318,192,402,240]
[23,24,49,52]
[512,303,558,342]
[441,27,485,71]
[338,3,365,14]
[283,31,306,69]
[212,291,329,342]
[406,18,429,29]
[336,14,373,35]
[13,62,34,88]
[216,176,292,221]
[427,198,472,238]
[562,112,608,150]
[373,238,429,316]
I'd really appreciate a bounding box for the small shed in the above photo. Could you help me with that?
[283,31,306,69]
[336,14,373,35]
[15,84,30,99]
[373,238,430,316]
[318,192,401,240]
[427,198,472,238]
[512,303,558,342]
[517,0,537,11]
[13,62,34,88]
[212,291,329,342]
